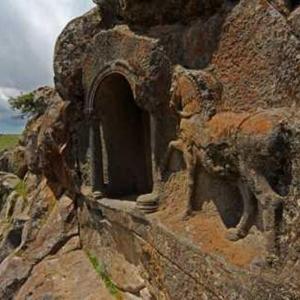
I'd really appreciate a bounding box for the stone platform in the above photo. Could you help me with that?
[79,197,298,300]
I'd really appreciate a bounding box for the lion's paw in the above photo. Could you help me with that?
[226,228,242,241]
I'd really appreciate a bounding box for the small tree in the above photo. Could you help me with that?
[9,92,47,119]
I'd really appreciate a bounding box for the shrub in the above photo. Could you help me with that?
[9,92,47,119]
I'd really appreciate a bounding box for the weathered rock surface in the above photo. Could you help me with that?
[68,0,300,298]
[93,0,224,26]
[15,249,114,300]
[0,178,78,299]
[54,7,104,103]
[0,146,27,178]
[0,170,117,299]
[1,0,300,299]
[21,86,81,196]
[0,172,25,264]
[0,87,113,299]
[288,6,300,37]
[79,198,300,299]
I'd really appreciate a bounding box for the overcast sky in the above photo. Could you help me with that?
[0,0,94,133]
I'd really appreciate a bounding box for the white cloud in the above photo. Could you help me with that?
[0,0,94,91]
[0,87,24,133]
[0,86,22,120]
[0,0,94,133]
[0,87,21,103]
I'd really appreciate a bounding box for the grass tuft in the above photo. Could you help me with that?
[86,251,122,299]
[14,180,28,201]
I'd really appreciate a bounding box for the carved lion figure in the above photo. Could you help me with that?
[164,66,292,254]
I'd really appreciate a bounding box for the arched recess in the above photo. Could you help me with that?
[83,26,171,113]
[83,27,171,203]
[92,73,153,197]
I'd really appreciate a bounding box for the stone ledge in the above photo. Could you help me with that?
[79,197,299,300]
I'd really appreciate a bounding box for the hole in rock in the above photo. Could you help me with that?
[94,74,153,198]
[7,228,22,248]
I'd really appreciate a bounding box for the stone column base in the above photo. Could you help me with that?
[136,193,159,214]
[93,190,105,200]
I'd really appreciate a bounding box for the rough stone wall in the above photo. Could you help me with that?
[54,7,103,103]
[211,0,300,112]
[0,0,298,299]
[79,198,300,299]
[54,1,300,112]
[144,0,300,112]
[0,88,117,299]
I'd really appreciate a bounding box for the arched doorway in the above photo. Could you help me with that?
[92,73,153,198]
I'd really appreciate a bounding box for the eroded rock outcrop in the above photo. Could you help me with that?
[0,146,27,179]
[0,88,81,299]
[0,87,131,299]
[58,0,300,298]
[54,7,104,103]
[1,0,300,299]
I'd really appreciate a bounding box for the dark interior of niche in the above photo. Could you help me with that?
[289,0,300,10]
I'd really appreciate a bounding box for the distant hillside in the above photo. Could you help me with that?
[0,134,20,152]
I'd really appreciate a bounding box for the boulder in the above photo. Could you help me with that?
[22,87,78,196]
[0,146,27,178]
[15,249,114,300]
[54,7,104,103]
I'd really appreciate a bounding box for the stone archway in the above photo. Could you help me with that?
[83,27,172,212]
[92,73,153,198]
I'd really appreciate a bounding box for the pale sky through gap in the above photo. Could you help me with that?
[0,0,94,134]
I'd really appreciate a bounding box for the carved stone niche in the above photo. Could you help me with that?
[83,26,171,213]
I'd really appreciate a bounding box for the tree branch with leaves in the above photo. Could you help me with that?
[9,91,48,119]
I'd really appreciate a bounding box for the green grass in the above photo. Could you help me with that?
[0,134,20,152]
[86,251,122,299]
[15,180,28,201]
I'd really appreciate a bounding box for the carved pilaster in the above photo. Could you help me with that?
[137,114,160,214]
[90,118,104,198]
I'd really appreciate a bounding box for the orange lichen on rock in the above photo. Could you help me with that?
[156,172,265,268]
[204,112,250,142]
